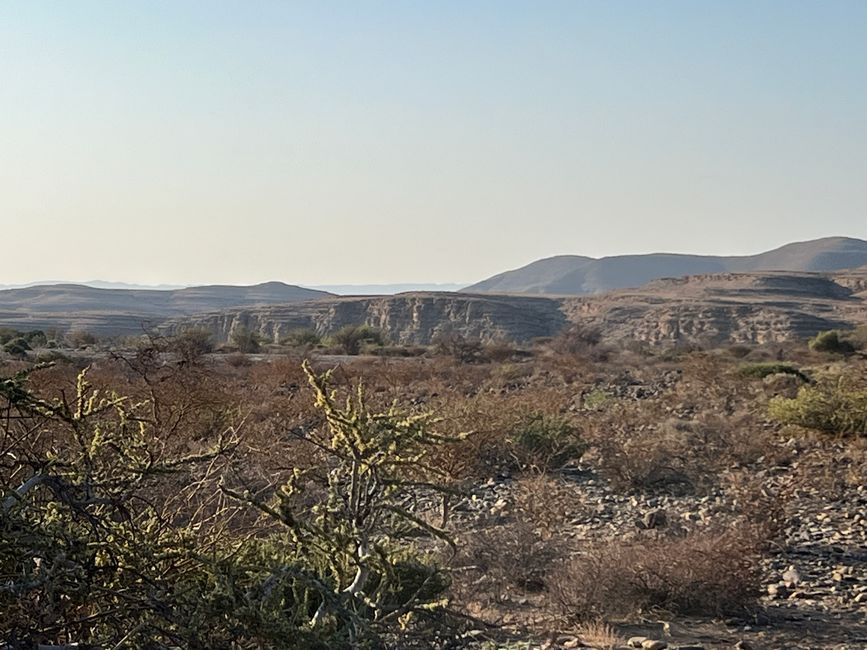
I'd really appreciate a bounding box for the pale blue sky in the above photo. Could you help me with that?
[2,1,867,285]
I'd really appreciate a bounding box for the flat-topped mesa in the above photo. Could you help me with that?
[638,272,855,300]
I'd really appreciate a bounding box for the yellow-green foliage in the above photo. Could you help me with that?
[737,362,808,382]
[769,375,867,436]
[808,329,856,355]
[0,363,454,648]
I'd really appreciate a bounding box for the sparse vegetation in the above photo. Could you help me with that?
[169,326,215,362]
[0,328,863,648]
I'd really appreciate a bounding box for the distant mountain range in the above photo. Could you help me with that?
[0,281,468,296]
[306,283,468,295]
[3,236,867,342]
[0,282,331,335]
[464,236,867,295]
[0,281,188,291]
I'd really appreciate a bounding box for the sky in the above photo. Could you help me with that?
[2,1,867,286]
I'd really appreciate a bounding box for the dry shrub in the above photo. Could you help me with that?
[586,394,781,495]
[512,473,579,539]
[576,620,624,650]
[551,528,763,620]
[226,350,252,367]
[453,521,566,603]
[726,472,789,548]
[482,340,524,363]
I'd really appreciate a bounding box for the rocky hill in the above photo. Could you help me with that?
[562,270,867,345]
[164,269,867,347]
[465,236,867,295]
[0,282,331,336]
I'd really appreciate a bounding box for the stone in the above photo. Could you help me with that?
[641,641,667,650]
[782,565,802,587]
[643,509,668,529]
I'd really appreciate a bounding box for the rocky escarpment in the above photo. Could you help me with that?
[161,293,568,345]
[5,270,865,346]
[562,270,867,346]
[164,271,867,347]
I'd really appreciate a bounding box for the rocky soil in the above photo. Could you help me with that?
[434,443,866,650]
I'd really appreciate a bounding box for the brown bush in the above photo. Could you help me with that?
[551,528,763,620]
[453,521,566,604]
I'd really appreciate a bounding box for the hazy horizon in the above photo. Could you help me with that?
[4,2,867,285]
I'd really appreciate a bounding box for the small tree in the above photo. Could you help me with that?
[169,327,214,363]
[224,360,456,642]
[283,327,322,347]
[231,325,262,353]
[330,324,384,355]
[66,329,97,349]
[432,332,483,363]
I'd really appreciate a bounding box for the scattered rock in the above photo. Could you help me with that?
[641,641,667,650]
[782,565,802,588]
[642,509,668,529]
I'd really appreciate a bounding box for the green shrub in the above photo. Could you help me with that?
[2,337,30,357]
[851,325,867,350]
[231,325,262,353]
[507,414,586,472]
[0,362,457,647]
[329,324,384,355]
[583,387,612,410]
[769,376,867,436]
[809,330,856,355]
[737,362,809,382]
[282,327,322,347]
[169,327,214,363]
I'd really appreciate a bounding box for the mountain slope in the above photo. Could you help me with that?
[464,237,867,295]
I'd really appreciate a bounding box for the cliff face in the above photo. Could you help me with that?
[562,270,867,346]
[162,293,568,345]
